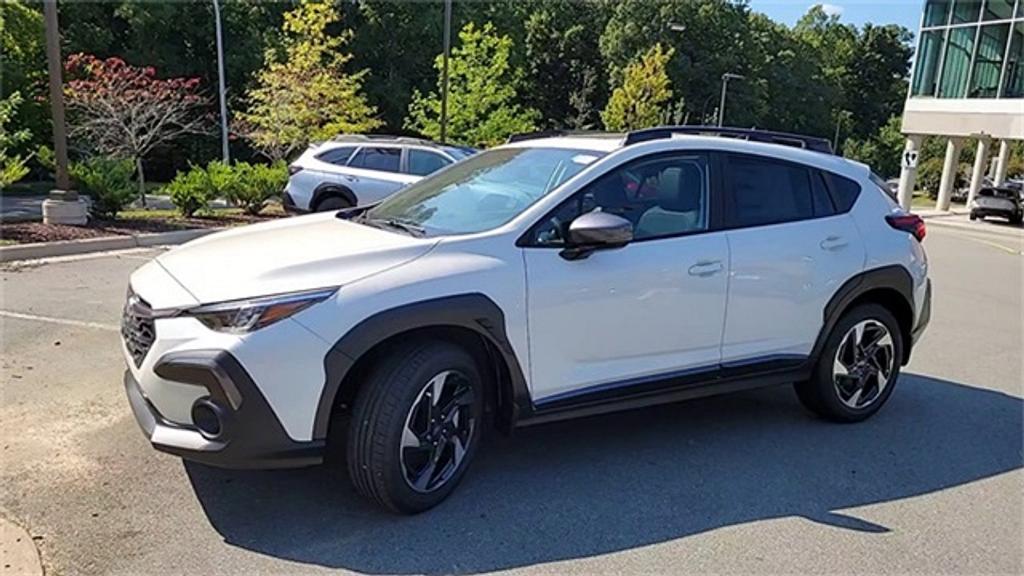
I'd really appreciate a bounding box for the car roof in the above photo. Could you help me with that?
[500,132,866,179]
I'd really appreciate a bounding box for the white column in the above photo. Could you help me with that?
[966,138,991,207]
[935,137,963,212]
[897,135,923,211]
[994,140,1011,186]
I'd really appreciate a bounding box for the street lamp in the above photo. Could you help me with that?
[440,0,452,144]
[212,0,229,163]
[718,72,744,127]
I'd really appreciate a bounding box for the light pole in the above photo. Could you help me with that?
[212,0,229,163]
[440,0,452,144]
[718,72,744,127]
[41,0,87,225]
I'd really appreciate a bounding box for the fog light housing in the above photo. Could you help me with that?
[191,398,226,440]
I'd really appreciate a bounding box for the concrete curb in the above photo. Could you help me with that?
[0,228,219,263]
[1,517,43,576]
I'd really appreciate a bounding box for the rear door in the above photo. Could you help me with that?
[405,148,454,177]
[344,146,419,203]
[720,153,865,365]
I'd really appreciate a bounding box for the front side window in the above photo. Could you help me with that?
[526,154,710,246]
[349,147,401,172]
[725,155,814,228]
[364,147,603,236]
[407,149,451,176]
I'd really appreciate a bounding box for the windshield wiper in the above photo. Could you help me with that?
[356,214,426,237]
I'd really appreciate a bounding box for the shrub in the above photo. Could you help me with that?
[164,165,214,217]
[68,156,136,218]
[230,161,287,215]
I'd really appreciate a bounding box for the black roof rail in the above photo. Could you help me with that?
[624,126,834,154]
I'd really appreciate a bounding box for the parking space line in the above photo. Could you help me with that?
[0,310,119,332]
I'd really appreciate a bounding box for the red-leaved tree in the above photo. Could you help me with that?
[64,54,207,203]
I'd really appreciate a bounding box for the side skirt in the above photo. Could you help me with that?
[516,356,810,427]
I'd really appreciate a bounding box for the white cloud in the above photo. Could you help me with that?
[820,3,845,17]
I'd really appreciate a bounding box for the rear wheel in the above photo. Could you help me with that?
[969,212,978,221]
[795,304,903,423]
[315,194,352,212]
[346,341,484,514]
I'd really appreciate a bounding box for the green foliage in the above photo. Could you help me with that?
[68,156,137,218]
[164,165,215,217]
[238,0,381,161]
[406,22,539,147]
[227,161,287,215]
[601,44,673,131]
[916,157,944,199]
[0,92,32,189]
[843,116,905,178]
[0,1,47,155]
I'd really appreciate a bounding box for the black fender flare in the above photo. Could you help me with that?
[313,293,530,439]
[810,265,915,366]
[311,184,357,211]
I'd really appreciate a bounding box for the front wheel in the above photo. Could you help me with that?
[795,304,903,423]
[346,341,484,514]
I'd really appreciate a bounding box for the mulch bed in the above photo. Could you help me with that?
[1,212,283,245]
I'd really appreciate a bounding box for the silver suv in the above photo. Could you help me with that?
[283,135,475,212]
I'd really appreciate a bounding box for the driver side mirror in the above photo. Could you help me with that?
[560,211,633,261]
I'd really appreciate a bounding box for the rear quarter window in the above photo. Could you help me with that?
[823,171,864,213]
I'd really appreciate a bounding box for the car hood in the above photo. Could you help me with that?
[153,212,437,304]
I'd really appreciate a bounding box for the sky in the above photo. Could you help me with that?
[748,0,924,31]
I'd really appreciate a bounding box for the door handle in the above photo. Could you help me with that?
[343,174,359,183]
[820,236,848,251]
[688,260,724,277]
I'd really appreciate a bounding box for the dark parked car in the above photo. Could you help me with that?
[970,186,1023,225]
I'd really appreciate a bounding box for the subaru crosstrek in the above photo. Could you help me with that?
[122,127,931,514]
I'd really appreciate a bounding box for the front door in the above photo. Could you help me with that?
[521,152,729,404]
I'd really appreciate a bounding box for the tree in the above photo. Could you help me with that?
[520,1,610,129]
[0,93,32,189]
[601,43,673,131]
[63,54,207,201]
[238,0,381,161]
[0,1,47,156]
[405,22,539,147]
[843,115,905,177]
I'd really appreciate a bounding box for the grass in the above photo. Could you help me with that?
[911,194,967,210]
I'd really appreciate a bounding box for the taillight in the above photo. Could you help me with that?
[886,213,926,242]
[288,165,302,176]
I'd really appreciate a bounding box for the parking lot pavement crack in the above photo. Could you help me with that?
[0,310,119,332]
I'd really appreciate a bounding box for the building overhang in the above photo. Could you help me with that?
[901,98,1024,140]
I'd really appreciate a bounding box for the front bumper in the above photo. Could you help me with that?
[125,350,324,469]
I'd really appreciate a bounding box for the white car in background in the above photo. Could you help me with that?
[283,135,475,212]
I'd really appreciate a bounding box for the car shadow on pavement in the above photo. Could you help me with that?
[185,373,1022,574]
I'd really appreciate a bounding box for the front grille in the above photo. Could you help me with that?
[122,290,156,367]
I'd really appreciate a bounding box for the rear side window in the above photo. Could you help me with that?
[315,146,357,166]
[407,149,451,176]
[725,154,814,228]
[349,147,401,172]
[811,171,837,217]
[825,172,864,212]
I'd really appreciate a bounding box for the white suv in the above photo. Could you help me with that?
[122,127,931,513]
[283,135,475,212]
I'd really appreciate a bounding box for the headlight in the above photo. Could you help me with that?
[186,288,337,334]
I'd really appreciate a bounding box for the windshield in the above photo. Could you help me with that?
[363,147,604,236]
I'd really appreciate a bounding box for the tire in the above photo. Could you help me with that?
[1010,214,1023,226]
[795,304,903,423]
[346,341,485,514]
[969,212,977,221]
[314,194,352,212]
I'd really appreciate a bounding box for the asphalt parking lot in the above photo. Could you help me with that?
[1,218,1021,575]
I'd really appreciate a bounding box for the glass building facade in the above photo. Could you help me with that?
[912,0,1024,99]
